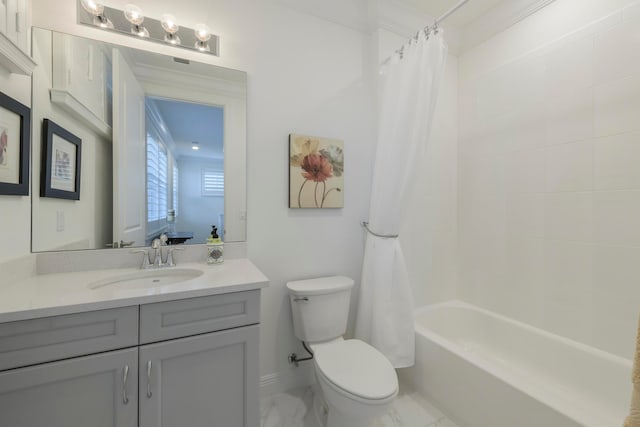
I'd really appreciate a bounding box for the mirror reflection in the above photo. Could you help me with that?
[30,28,247,252]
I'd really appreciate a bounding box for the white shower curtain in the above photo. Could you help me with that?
[355,30,447,368]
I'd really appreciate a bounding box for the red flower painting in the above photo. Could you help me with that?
[290,134,343,208]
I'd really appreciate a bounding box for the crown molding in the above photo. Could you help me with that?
[0,31,36,75]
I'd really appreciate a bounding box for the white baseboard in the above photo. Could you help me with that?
[260,365,315,397]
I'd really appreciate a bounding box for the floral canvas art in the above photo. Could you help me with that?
[289,134,343,208]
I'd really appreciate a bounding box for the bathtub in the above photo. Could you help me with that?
[399,300,632,427]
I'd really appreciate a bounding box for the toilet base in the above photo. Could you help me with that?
[312,385,384,427]
[312,385,328,427]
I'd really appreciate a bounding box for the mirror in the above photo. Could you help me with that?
[30,28,247,252]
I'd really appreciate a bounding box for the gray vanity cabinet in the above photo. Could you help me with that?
[139,325,259,427]
[0,347,138,427]
[138,290,260,427]
[0,290,261,427]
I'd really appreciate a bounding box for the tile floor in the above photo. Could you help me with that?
[260,384,459,427]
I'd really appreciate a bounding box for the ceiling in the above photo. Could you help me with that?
[151,98,224,161]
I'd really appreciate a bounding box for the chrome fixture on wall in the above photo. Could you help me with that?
[77,1,220,56]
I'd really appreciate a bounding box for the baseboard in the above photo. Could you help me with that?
[260,365,315,397]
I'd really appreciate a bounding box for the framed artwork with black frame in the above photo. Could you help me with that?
[41,119,82,200]
[0,91,31,196]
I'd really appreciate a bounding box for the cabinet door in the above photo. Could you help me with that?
[139,325,259,427]
[0,347,138,427]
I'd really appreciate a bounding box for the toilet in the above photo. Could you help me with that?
[286,276,398,427]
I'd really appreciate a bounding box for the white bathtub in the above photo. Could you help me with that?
[399,300,632,427]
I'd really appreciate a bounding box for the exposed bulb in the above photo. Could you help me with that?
[80,0,104,16]
[124,4,144,25]
[194,24,211,42]
[160,14,179,34]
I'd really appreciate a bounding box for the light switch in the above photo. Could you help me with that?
[56,211,65,232]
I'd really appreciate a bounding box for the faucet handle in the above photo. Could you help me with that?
[131,249,151,269]
[166,247,185,267]
[151,238,162,249]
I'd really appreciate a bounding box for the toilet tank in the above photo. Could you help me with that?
[286,276,354,343]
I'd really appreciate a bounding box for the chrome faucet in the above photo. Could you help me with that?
[131,249,152,269]
[132,234,183,269]
[151,237,164,267]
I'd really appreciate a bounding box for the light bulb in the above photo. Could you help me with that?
[80,0,104,16]
[160,14,179,34]
[80,0,113,29]
[124,4,144,25]
[194,24,211,42]
[123,4,148,36]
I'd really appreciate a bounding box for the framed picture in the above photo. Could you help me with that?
[289,134,344,208]
[0,91,31,196]
[41,119,82,200]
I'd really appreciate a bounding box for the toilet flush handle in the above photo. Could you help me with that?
[293,297,309,302]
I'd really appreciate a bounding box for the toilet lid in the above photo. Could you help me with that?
[314,339,398,400]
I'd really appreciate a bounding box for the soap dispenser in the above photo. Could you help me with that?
[206,225,224,264]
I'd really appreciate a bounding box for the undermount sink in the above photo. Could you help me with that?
[88,268,204,290]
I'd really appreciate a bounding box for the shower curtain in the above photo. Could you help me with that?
[355,29,447,368]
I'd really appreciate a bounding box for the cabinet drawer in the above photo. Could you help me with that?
[0,306,138,371]
[140,290,260,344]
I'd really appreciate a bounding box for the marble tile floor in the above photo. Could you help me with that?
[260,385,459,427]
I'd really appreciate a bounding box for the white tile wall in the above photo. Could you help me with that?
[594,74,640,137]
[544,141,593,192]
[593,20,640,85]
[544,87,593,146]
[594,132,640,190]
[593,190,640,246]
[458,0,640,358]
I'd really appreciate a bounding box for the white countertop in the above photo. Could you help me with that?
[0,258,269,323]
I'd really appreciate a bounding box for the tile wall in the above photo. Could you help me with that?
[458,1,640,358]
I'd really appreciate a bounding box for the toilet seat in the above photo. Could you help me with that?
[313,339,398,403]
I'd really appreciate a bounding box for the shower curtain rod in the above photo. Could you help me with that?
[382,0,471,64]
[434,0,471,27]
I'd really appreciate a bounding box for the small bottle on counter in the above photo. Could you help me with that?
[206,225,224,264]
[167,209,176,234]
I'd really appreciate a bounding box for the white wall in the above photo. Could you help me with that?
[30,0,376,389]
[458,0,640,359]
[0,67,31,262]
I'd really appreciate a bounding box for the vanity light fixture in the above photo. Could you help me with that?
[123,4,149,37]
[80,0,113,28]
[77,0,220,56]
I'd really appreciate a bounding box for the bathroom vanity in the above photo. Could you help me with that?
[0,258,268,427]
